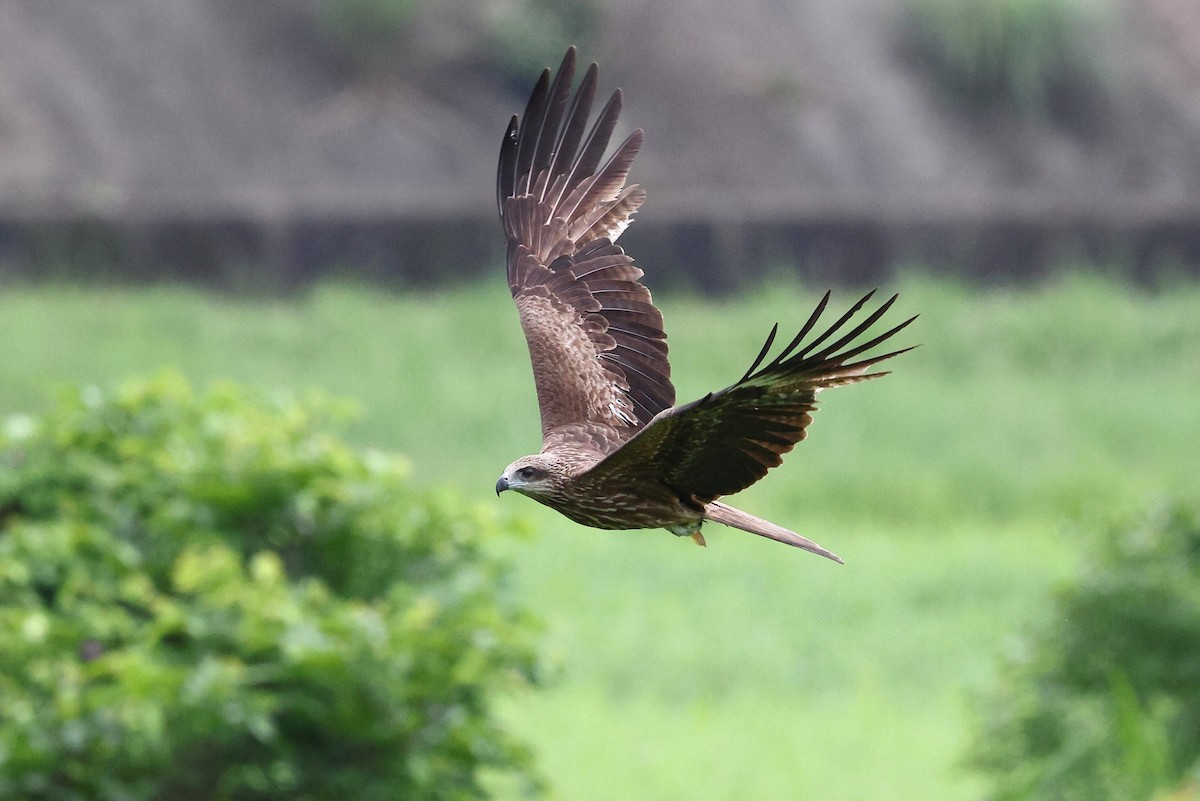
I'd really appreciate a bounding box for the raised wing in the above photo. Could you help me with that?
[576,291,916,501]
[498,47,674,443]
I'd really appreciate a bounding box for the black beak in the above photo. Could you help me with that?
[495,476,509,496]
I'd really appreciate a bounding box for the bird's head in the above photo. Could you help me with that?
[496,454,564,500]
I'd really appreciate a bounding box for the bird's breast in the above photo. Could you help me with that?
[542,480,701,531]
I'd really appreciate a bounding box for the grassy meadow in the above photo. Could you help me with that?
[1,272,1197,800]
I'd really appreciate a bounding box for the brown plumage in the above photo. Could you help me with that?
[494,48,916,563]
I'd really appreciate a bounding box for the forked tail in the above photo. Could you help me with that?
[704,501,843,564]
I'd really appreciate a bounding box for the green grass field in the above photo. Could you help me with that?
[1,272,1196,800]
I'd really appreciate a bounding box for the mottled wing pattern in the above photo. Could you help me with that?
[498,47,675,443]
[577,291,916,501]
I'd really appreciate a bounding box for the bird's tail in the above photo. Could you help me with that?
[704,501,843,564]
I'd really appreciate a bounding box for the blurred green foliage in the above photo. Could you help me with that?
[970,502,1200,801]
[485,0,603,88]
[0,276,1196,800]
[312,0,602,83]
[0,374,540,801]
[903,0,1118,123]
[315,0,420,71]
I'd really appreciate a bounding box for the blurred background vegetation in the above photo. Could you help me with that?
[970,502,1200,801]
[0,376,540,800]
[902,0,1120,127]
[0,0,1199,799]
[312,0,601,86]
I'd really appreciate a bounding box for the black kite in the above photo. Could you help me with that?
[494,48,915,562]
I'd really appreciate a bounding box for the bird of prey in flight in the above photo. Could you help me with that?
[494,48,915,563]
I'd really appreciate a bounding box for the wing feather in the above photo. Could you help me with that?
[546,62,599,207]
[572,186,648,247]
[552,90,624,215]
[528,52,576,196]
[559,130,644,227]
[496,116,519,216]
[603,314,671,339]
[514,69,552,198]
[498,49,674,442]
[576,292,917,501]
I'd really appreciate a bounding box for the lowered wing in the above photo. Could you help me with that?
[575,291,916,501]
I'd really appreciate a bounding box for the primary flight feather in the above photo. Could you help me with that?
[494,48,916,562]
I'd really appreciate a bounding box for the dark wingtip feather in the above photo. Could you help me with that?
[496,115,520,216]
[529,49,578,200]
[569,88,624,186]
[763,290,832,373]
[808,292,900,363]
[794,289,881,360]
[514,67,552,196]
[546,62,600,209]
[739,290,916,389]
[845,341,920,371]
[738,323,779,384]
[829,312,919,366]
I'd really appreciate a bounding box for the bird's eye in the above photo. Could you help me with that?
[517,466,538,481]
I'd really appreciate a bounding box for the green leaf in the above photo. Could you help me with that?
[0,374,542,800]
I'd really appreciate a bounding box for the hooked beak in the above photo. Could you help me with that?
[495,476,509,496]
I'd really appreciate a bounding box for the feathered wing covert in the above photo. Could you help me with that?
[496,48,916,561]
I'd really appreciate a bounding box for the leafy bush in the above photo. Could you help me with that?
[902,0,1118,124]
[970,502,1200,801]
[0,375,541,801]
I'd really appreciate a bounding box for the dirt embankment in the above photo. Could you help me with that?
[1,0,1198,285]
